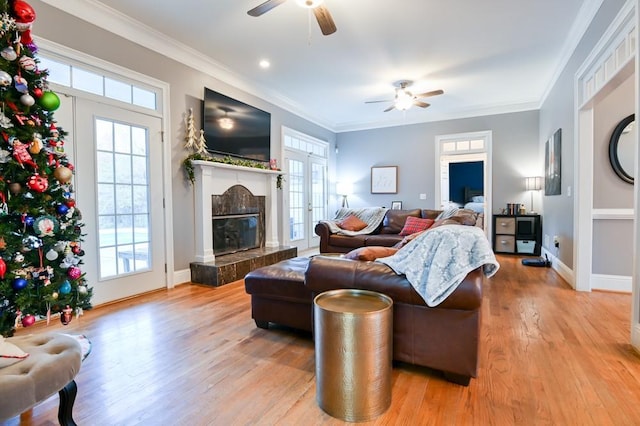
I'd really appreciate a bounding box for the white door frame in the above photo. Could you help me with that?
[435,131,493,238]
[37,38,175,289]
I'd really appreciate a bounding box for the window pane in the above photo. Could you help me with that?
[131,127,147,155]
[134,215,149,242]
[97,184,115,215]
[72,68,103,95]
[114,153,132,184]
[114,123,131,153]
[116,244,134,273]
[131,156,147,185]
[39,57,71,86]
[115,184,132,214]
[99,246,117,277]
[98,215,115,247]
[95,119,113,151]
[117,215,133,245]
[105,78,132,103]
[133,186,148,214]
[132,87,156,110]
[96,151,114,183]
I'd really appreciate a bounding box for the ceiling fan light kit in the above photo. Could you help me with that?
[295,0,324,8]
[366,80,444,113]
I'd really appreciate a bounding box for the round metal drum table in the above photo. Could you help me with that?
[314,289,393,422]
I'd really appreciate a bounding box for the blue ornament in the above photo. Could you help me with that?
[11,277,27,291]
[59,280,72,294]
[56,204,69,215]
[24,216,34,226]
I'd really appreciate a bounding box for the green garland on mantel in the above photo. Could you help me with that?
[183,153,284,189]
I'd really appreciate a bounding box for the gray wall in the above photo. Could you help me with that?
[336,110,540,219]
[538,0,627,269]
[30,1,336,272]
[592,73,634,275]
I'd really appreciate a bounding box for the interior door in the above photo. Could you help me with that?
[285,149,326,251]
[75,98,165,305]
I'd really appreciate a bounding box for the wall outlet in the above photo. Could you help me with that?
[553,235,559,248]
[419,193,427,200]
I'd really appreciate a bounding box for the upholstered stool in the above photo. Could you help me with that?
[244,256,313,331]
[0,333,83,425]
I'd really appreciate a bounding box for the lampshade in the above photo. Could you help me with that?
[525,176,542,191]
[336,182,352,196]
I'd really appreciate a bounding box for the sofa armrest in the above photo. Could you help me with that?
[314,222,333,253]
[304,256,482,310]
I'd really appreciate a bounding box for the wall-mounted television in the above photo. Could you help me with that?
[202,87,271,162]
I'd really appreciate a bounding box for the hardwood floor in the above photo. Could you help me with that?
[5,255,640,425]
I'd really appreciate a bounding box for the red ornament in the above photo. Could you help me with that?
[12,139,37,168]
[12,1,36,45]
[65,198,76,208]
[27,174,48,192]
[67,266,81,280]
[32,87,42,98]
[21,314,36,327]
[0,258,6,279]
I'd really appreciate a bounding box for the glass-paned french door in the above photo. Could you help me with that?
[284,149,327,252]
[75,98,165,305]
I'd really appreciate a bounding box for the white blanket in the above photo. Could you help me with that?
[377,225,499,306]
[320,207,388,236]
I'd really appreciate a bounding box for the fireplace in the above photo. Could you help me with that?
[211,184,265,256]
[190,161,296,286]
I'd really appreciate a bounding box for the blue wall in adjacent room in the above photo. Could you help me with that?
[449,161,483,204]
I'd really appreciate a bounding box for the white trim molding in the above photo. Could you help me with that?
[542,248,575,289]
[591,274,632,293]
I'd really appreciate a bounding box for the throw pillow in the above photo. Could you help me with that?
[399,217,434,236]
[344,246,398,261]
[0,336,29,368]
[336,215,367,232]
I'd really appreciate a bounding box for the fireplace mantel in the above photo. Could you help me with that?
[192,160,281,263]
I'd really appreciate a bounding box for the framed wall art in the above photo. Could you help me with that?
[371,166,398,194]
[545,128,561,195]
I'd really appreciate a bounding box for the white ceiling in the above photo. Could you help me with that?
[47,0,598,132]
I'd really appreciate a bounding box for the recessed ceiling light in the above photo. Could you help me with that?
[259,59,270,69]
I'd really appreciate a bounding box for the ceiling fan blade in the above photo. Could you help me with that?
[248,0,287,17]
[365,99,393,104]
[313,5,337,35]
[415,89,444,98]
[383,105,396,112]
[414,101,430,108]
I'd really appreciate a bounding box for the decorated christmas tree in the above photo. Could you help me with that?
[0,0,92,337]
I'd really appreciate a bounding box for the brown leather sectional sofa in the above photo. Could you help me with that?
[244,255,483,386]
[315,208,483,253]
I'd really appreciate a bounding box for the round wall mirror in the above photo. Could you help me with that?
[609,114,635,184]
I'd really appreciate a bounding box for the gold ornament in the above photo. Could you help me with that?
[53,166,73,184]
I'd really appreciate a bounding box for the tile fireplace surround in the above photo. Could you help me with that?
[189,160,296,286]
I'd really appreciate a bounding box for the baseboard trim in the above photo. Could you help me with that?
[591,274,632,293]
[173,268,192,286]
[541,248,575,288]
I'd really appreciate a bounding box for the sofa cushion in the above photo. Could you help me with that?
[328,234,369,249]
[399,217,434,236]
[344,246,399,261]
[364,234,405,247]
[380,209,422,234]
[336,214,367,231]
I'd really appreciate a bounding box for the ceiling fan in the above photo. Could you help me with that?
[366,80,444,112]
[247,0,337,36]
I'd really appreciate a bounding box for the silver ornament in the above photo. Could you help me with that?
[45,249,59,261]
[20,94,34,106]
[1,47,16,61]
[0,70,11,86]
[78,285,88,295]
[14,253,24,262]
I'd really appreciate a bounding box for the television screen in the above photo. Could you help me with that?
[202,88,271,162]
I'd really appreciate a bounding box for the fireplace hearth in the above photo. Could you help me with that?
[189,163,296,286]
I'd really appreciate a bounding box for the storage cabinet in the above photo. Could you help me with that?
[493,214,541,256]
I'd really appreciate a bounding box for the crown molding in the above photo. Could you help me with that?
[40,0,599,134]
[539,0,605,106]
[38,0,335,131]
